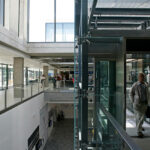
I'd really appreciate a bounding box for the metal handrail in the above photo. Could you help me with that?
[99,104,142,150]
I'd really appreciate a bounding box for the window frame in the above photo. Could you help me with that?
[28,0,74,43]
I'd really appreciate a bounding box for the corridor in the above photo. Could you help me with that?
[44,119,74,150]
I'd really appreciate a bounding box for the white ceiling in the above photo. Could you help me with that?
[0,44,52,69]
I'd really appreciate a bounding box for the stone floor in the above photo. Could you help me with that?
[126,109,150,150]
[44,119,74,150]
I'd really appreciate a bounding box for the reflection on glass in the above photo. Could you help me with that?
[126,54,150,128]
[45,23,54,42]
[56,23,74,42]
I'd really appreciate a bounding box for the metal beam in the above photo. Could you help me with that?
[79,37,122,43]
[91,30,150,38]
[91,16,150,22]
[75,0,81,37]
[91,22,141,28]
[94,8,150,15]
[80,0,88,146]
[88,0,98,25]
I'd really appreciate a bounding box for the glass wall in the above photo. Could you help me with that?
[0,64,13,89]
[126,54,150,128]
[56,0,74,42]
[29,0,74,42]
[0,64,42,90]
[8,65,13,87]
[0,0,4,26]
[28,68,41,83]
[0,64,7,90]
[126,54,150,111]
[29,0,54,42]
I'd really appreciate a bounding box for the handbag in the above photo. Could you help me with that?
[146,106,150,118]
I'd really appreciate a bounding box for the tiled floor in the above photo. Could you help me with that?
[44,119,74,150]
[126,109,150,150]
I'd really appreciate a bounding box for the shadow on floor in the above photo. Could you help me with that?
[44,119,74,150]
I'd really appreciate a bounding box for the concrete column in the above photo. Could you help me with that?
[43,66,49,87]
[13,57,24,98]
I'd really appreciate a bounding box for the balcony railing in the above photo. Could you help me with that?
[0,82,46,114]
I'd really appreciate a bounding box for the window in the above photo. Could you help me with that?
[45,23,54,42]
[0,0,4,26]
[29,0,74,42]
[56,0,74,42]
[56,23,74,42]
[29,0,54,42]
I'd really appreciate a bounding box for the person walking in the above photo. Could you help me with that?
[56,75,61,88]
[130,73,149,138]
[52,76,56,88]
[41,74,46,88]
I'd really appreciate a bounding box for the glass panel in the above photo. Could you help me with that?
[96,104,138,150]
[23,84,32,100]
[2,65,7,89]
[56,0,74,23]
[56,23,74,42]
[99,61,109,109]
[29,0,54,42]
[126,54,150,130]
[56,0,74,42]
[0,64,2,90]
[45,23,54,42]
[8,65,13,87]
[32,83,39,95]
[0,90,5,110]
[0,0,4,26]
[7,86,22,107]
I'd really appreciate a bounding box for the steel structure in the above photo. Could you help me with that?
[74,0,150,149]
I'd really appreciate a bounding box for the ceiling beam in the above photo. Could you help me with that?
[88,0,98,25]
[94,8,150,15]
[90,30,150,38]
[91,22,141,28]
[91,16,150,22]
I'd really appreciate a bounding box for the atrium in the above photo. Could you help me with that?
[0,0,150,150]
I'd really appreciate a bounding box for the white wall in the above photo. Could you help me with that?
[0,93,52,150]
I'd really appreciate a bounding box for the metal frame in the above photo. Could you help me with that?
[91,16,150,22]
[89,6,150,30]
[94,8,150,15]
[75,1,150,149]
[88,0,97,26]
